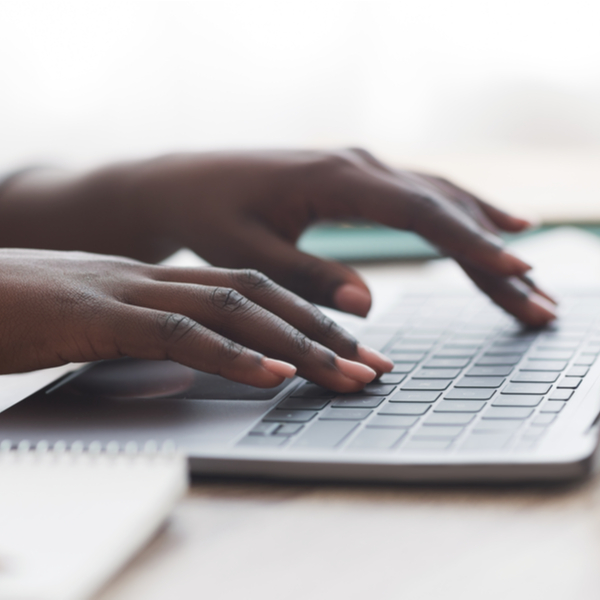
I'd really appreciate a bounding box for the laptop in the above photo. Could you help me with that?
[1,231,599,483]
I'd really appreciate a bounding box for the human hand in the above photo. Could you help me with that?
[0,149,556,327]
[0,249,391,390]
[123,149,556,326]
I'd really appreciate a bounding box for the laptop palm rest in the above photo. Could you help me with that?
[0,358,291,450]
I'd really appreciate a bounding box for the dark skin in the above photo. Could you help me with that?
[0,148,556,390]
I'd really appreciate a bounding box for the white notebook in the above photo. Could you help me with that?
[0,449,188,600]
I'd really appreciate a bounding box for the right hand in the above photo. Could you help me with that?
[0,249,392,391]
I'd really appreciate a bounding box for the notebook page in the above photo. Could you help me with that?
[0,450,187,600]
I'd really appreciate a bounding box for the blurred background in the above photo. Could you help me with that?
[1,0,599,225]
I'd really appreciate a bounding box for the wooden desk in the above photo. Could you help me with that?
[96,229,600,600]
[98,473,600,600]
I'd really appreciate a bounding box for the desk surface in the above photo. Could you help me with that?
[94,228,600,600]
[98,473,600,600]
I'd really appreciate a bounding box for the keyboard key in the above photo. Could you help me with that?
[490,341,531,350]
[483,407,533,420]
[392,363,417,374]
[264,409,317,423]
[392,353,426,362]
[390,345,433,354]
[390,390,441,402]
[557,378,582,389]
[455,376,505,388]
[401,439,452,451]
[401,379,452,391]
[521,360,566,371]
[423,413,474,426]
[274,424,304,436]
[433,349,477,358]
[378,403,430,416]
[368,415,419,428]
[278,397,330,410]
[566,366,589,377]
[540,402,566,413]
[238,435,286,447]
[485,346,528,355]
[362,383,397,396]
[412,368,461,379]
[510,371,559,383]
[331,396,385,409]
[444,388,496,400]
[502,383,552,395]
[424,358,471,369]
[290,383,335,399]
[377,374,406,384]
[472,420,523,432]
[249,422,279,436]
[347,428,406,451]
[522,428,547,439]
[476,355,522,366]
[531,413,556,426]
[514,440,540,451]
[574,355,596,366]
[434,400,486,413]
[492,394,543,407]
[292,421,358,449]
[466,366,513,377]
[536,344,579,351]
[413,425,464,439]
[459,434,511,451]
[549,389,573,401]
[320,408,372,420]
[529,351,574,361]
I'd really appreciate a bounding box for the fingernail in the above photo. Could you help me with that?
[357,344,394,372]
[520,274,558,305]
[499,250,532,274]
[335,356,377,383]
[333,284,371,317]
[527,292,558,322]
[262,358,297,379]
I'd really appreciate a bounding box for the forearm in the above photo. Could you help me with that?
[0,165,179,262]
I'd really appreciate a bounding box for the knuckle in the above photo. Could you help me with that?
[154,312,197,344]
[288,328,313,357]
[347,146,374,161]
[234,269,271,291]
[218,338,246,362]
[210,286,249,313]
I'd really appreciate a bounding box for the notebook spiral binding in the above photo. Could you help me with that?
[0,438,179,456]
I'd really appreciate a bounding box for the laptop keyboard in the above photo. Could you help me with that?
[237,292,600,453]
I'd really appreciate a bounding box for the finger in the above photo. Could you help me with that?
[414,173,501,234]
[192,221,375,317]
[420,174,532,233]
[458,262,557,327]
[151,266,393,374]
[317,167,533,278]
[97,303,296,388]
[125,282,378,392]
[477,199,533,232]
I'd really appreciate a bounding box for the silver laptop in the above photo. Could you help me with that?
[1,287,599,483]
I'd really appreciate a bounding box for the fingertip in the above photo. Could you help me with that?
[262,357,297,379]
[333,284,372,317]
[498,250,532,275]
[335,356,377,383]
[357,344,394,373]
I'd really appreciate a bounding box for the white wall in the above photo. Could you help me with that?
[1,0,599,170]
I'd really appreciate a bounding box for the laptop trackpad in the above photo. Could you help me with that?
[0,359,292,450]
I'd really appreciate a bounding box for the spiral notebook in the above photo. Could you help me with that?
[0,448,188,600]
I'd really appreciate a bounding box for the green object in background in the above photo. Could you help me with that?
[298,222,600,263]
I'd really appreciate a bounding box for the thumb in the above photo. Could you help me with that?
[229,227,372,316]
